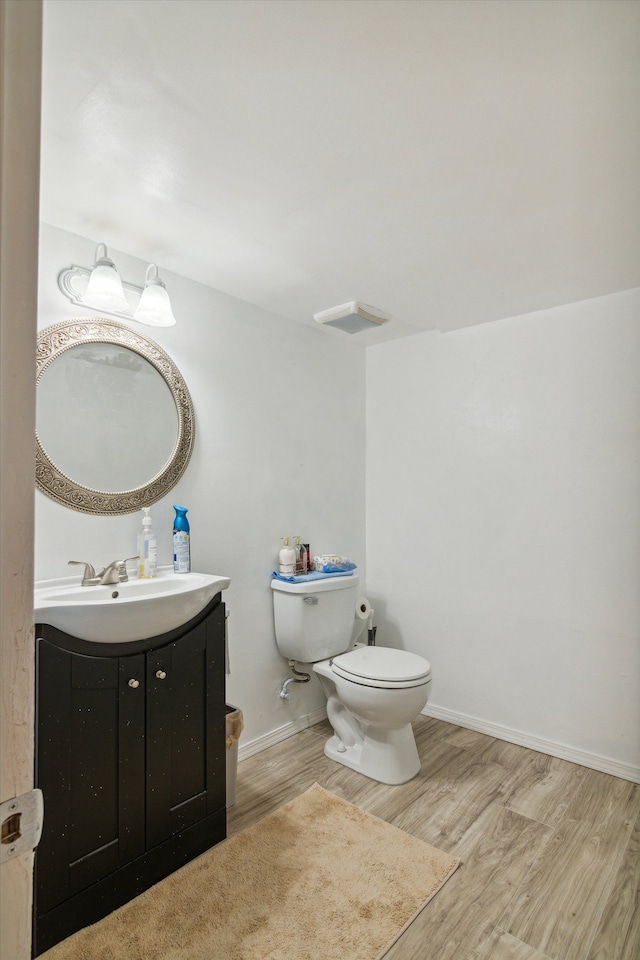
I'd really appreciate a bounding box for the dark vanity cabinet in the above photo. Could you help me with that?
[33,596,227,956]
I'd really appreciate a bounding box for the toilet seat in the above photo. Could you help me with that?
[331,646,431,689]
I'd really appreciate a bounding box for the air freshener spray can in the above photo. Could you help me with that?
[173,505,191,573]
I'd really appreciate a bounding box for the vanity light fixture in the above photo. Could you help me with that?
[57,243,177,326]
[81,243,130,314]
[133,264,177,327]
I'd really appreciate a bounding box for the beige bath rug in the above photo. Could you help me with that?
[42,782,459,960]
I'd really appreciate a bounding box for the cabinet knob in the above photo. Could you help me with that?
[128,678,140,689]
[155,670,167,680]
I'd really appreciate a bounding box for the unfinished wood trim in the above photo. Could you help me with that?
[0,2,42,958]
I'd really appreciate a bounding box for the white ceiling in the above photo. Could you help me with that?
[40,0,640,344]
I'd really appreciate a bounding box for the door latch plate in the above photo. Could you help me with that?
[0,789,44,864]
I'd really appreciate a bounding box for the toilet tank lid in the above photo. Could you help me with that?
[332,646,431,682]
[270,575,360,594]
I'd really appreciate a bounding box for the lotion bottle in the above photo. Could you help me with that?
[138,507,157,578]
[173,505,191,573]
[279,537,295,575]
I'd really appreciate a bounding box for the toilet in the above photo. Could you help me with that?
[271,575,431,785]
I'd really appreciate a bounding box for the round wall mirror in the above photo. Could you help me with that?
[36,319,195,515]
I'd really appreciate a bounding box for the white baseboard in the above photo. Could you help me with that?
[422,703,640,784]
[237,707,327,762]
[238,703,640,783]
[237,703,639,784]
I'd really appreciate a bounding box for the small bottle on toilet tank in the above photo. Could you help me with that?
[294,536,306,575]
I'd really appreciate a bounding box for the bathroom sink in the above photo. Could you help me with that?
[34,567,230,643]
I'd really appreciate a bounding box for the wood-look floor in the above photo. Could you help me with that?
[227,716,639,960]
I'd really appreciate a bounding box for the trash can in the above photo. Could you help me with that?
[225,704,243,807]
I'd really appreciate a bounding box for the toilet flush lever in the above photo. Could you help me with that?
[303,597,318,605]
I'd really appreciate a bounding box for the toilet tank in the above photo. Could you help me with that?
[271,575,360,662]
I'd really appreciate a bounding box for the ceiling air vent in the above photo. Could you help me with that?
[313,301,391,334]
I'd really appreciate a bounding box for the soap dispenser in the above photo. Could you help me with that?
[138,507,157,579]
[279,537,295,575]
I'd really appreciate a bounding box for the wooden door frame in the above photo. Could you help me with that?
[0,2,42,957]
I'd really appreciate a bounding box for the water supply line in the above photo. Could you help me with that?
[279,660,311,700]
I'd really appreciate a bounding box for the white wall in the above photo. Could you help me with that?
[36,224,366,746]
[36,226,640,779]
[366,289,640,780]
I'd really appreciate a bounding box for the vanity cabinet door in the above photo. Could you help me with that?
[146,601,226,848]
[35,639,146,915]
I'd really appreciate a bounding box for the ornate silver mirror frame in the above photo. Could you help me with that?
[36,318,195,515]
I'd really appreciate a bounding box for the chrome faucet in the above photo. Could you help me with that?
[98,558,139,585]
[68,558,139,586]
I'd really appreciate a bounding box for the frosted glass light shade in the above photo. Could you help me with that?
[82,245,131,314]
[133,265,176,327]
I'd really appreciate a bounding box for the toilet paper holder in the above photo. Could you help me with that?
[355,596,376,645]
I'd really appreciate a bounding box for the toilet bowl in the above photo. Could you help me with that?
[314,646,431,784]
[271,575,431,785]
